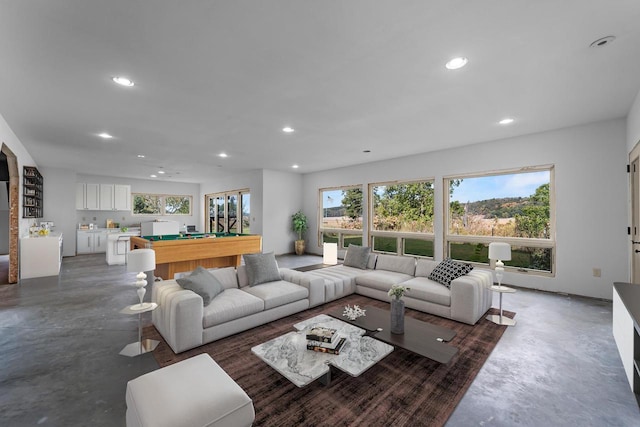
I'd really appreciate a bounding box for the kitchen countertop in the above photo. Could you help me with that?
[23,232,63,239]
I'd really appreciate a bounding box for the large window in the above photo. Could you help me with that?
[133,194,192,215]
[205,189,250,234]
[318,186,363,248]
[369,179,435,257]
[445,166,554,274]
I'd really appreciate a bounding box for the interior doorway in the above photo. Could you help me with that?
[0,144,18,284]
[630,143,640,284]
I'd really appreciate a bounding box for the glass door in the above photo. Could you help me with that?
[205,190,250,234]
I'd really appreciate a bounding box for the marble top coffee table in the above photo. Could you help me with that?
[251,314,393,387]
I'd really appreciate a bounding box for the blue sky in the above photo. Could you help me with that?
[321,170,549,207]
[450,171,550,202]
[322,190,344,208]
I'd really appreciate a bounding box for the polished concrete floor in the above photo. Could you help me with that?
[0,253,638,426]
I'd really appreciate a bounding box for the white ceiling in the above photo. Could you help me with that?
[1,0,640,184]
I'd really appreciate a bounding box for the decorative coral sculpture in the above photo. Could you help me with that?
[343,304,366,321]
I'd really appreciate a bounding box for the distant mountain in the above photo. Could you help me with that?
[465,197,530,218]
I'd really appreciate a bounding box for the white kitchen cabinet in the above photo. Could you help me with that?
[114,184,131,210]
[99,184,114,210]
[76,183,99,210]
[20,233,63,279]
[76,230,108,254]
[99,184,131,211]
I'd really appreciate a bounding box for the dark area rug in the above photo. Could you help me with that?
[146,294,514,427]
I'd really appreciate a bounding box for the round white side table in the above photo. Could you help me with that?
[120,302,159,357]
[487,285,516,326]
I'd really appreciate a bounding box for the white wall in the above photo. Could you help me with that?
[41,167,77,256]
[198,169,303,255]
[76,174,201,231]
[262,169,303,254]
[0,113,38,238]
[627,88,640,152]
[199,168,264,238]
[302,119,628,300]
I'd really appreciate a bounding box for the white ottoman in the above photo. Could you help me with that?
[126,353,255,427]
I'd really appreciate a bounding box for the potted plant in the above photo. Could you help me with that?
[291,210,308,255]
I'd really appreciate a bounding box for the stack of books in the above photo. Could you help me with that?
[306,326,347,355]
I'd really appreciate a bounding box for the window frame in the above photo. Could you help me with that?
[368,178,436,258]
[318,185,364,249]
[132,193,193,216]
[443,165,556,276]
[204,189,250,234]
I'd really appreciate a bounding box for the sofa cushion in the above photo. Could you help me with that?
[243,252,281,286]
[202,289,265,328]
[176,266,224,306]
[415,259,439,278]
[401,277,451,306]
[243,280,309,310]
[174,267,239,290]
[355,270,414,292]
[428,258,474,288]
[343,245,371,269]
[375,254,416,275]
[207,266,240,290]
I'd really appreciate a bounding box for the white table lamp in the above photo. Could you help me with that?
[323,242,338,265]
[127,249,156,310]
[488,242,511,289]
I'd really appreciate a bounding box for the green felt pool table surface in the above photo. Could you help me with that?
[142,232,249,241]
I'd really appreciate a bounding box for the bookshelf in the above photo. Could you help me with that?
[23,166,43,218]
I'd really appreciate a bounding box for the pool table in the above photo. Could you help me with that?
[130,233,262,280]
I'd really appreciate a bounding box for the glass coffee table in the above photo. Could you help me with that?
[251,314,393,387]
[327,306,459,364]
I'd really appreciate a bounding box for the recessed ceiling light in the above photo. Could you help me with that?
[112,76,134,87]
[218,153,228,158]
[292,164,299,169]
[98,132,113,139]
[150,174,157,178]
[137,154,145,158]
[283,127,295,133]
[158,170,165,174]
[445,57,468,70]
[590,36,616,48]
[499,118,515,125]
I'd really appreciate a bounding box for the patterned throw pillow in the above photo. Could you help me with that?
[428,258,474,288]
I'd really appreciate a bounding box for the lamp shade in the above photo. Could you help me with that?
[488,242,511,261]
[127,249,156,272]
[323,242,338,265]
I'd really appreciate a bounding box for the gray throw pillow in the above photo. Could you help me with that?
[243,252,281,286]
[176,266,225,306]
[428,258,474,288]
[343,244,371,270]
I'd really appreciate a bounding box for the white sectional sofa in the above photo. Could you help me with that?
[152,251,493,354]
[152,265,325,353]
[306,254,493,325]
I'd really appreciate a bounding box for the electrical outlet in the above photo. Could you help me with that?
[93,216,97,220]
[593,268,601,278]
[122,217,126,221]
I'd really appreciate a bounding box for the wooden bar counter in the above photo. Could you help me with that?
[130,233,262,280]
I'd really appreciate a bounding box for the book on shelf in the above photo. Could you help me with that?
[307,337,347,355]
[306,326,338,343]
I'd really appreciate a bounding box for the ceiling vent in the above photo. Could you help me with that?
[590,36,616,48]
